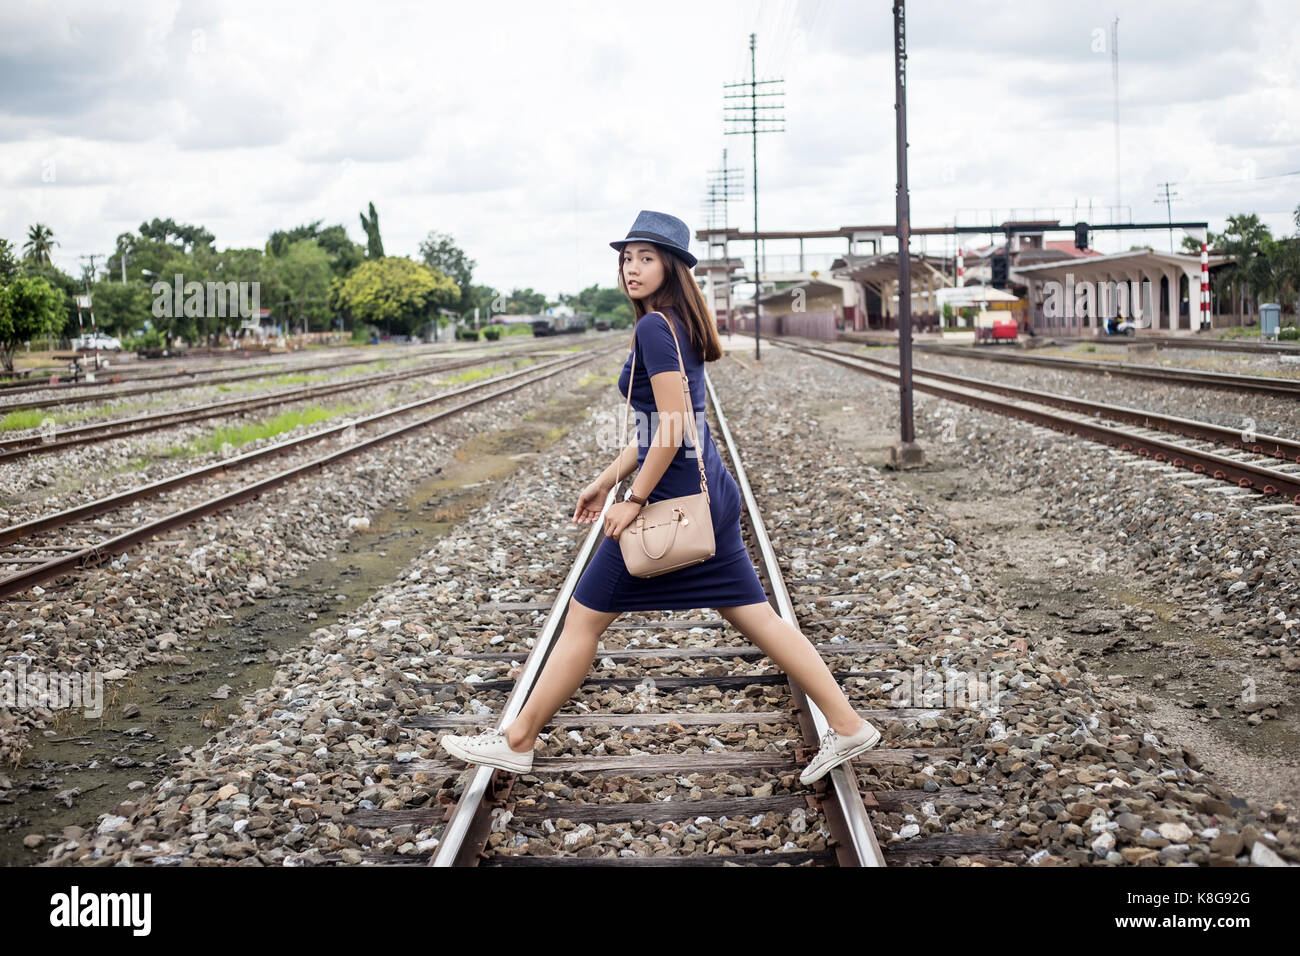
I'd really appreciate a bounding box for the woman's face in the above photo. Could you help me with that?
[621,242,664,300]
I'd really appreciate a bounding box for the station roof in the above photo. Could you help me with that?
[830,251,951,285]
[938,286,1020,306]
[1010,247,1230,279]
[963,240,1101,262]
[758,278,848,304]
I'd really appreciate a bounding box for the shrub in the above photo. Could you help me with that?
[482,325,502,341]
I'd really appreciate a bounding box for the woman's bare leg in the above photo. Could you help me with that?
[504,596,621,752]
[716,601,865,735]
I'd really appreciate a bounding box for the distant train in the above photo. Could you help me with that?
[530,314,587,336]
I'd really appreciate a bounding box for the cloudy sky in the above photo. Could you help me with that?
[2,0,1297,298]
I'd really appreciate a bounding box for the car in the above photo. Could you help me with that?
[75,332,122,351]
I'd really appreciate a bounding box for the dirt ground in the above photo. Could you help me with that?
[803,388,1299,816]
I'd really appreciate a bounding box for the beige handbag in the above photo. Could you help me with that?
[616,313,716,578]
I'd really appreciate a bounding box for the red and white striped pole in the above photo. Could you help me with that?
[955,249,964,331]
[1199,240,1209,330]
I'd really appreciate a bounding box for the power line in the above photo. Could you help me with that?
[1154,181,1180,252]
[1181,169,1300,188]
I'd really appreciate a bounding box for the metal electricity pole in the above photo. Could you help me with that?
[724,32,784,361]
[702,149,745,336]
[890,0,922,467]
[1154,182,1179,253]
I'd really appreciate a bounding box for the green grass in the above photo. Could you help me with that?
[214,359,401,393]
[167,401,369,458]
[0,408,50,431]
[436,363,506,385]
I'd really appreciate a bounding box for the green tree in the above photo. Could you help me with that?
[571,283,636,326]
[0,275,64,371]
[418,231,476,314]
[0,238,19,285]
[21,261,82,339]
[22,223,58,265]
[359,202,384,259]
[268,221,363,278]
[269,240,334,332]
[315,224,364,276]
[499,287,547,315]
[88,280,153,338]
[138,217,214,252]
[332,257,457,336]
[1216,213,1273,322]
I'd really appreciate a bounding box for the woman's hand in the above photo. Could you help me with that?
[572,480,610,525]
[603,500,643,540]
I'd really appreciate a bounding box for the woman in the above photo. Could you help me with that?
[439,210,880,785]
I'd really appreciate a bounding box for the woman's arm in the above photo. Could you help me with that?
[625,368,691,500]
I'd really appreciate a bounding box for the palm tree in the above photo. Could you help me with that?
[1217,214,1272,324]
[23,223,58,265]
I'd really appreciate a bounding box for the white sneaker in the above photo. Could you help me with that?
[799,717,881,785]
[440,726,534,774]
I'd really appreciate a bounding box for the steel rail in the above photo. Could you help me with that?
[429,362,889,867]
[0,349,613,598]
[776,340,1300,503]
[704,369,886,868]
[0,344,568,462]
[836,348,1300,463]
[0,335,552,412]
[910,343,1300,399]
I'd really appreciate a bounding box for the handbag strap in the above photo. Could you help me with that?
[619,311,709,502]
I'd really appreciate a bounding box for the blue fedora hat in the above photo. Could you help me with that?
[610,209,698,268]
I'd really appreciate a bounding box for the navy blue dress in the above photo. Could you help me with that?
[571,308,770,612]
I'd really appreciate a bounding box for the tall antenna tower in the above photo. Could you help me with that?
[723,32,785,360]
[1111,16,1121,231]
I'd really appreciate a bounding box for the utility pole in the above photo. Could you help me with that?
[724,32,784,361]
[1154,182,1179,252]
[890,0,923,468]
[79,253,103,370]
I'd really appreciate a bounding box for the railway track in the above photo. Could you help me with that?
[0,345,620,598]
[0,335,552,412]
[1044,335,1300,356]
[776,339,1300,506]
[0,342,573,463]
[328,363,1019,867]
[908,343,1300,400]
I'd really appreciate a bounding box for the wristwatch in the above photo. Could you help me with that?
[624,488,647,505]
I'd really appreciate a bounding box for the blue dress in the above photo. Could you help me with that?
[571,308,770,612]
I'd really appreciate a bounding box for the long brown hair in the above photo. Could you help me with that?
[617,246,723,361]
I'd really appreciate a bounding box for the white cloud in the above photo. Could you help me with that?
[1,0,1297,294]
